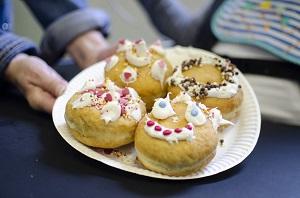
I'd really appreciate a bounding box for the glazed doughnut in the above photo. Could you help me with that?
[167,49,243,120]
[105,39,173,110]
[65,79,146,148]
[135,92,231,176]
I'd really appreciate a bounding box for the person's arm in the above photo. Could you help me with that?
[137,0,213,46]
[0,30,37,79]
[22,0,113,68]
[0,31,67,113]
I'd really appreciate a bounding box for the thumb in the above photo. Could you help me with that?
[26,85,56,113]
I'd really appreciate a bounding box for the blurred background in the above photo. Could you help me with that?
[14,0,198,43]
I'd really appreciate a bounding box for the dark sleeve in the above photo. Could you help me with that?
[0,30,37,80]
[22,0,111,64]
[137,0,214,46]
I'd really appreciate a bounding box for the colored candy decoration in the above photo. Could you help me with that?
[260,1,272,10]
[144,118,195,143]
[120,66,137,84]
[159,101,167,108]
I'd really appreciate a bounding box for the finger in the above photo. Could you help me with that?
[38,67,68,97]
[26,85,56,113]
[97,44,118,61]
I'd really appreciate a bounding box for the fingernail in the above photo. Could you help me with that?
[58,84,67,96]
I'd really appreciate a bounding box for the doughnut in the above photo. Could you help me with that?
[167,50,243,120]
[135,92,232,176]
[65,79,146,148]
[105,39,173,110]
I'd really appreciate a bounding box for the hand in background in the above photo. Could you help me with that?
[5,54,68,113]
[67,30,117,69]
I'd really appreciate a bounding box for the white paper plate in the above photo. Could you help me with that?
[52,48,261,180]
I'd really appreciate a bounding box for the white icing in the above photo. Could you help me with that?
[185,101,206,126]
[151,95,176,119]
[106,80,121,93]
[207,75,240,98]
[117,39,133,52]
[126,103,142,122]
[144,118,195,143]
[120,66,137,84]
[101,101,121,124]
[128,87,139,99]
[111,91,121,101]
[209,108,233,130]
[135,40,149,57]
[151,59,167,87]
[172,92,192,104]
[125,50,151,67]
[81,79,97,91]
[150,41,165,55]
[207,82,239,98]
[125,40,151,67]
[105,55,119,71]
[167,67,184,86]
[72,92,95,108]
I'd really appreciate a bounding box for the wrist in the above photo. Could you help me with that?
[4,53,29,82]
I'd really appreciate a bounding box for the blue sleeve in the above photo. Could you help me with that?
[138,0,213,46]
[22,0,111,64]
[0,30,37,81]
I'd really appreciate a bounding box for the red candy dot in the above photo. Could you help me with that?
[163,130,172,136]
[174,128,182,133]
[121,88,130,96]
[147,120,155,127]
[104,93,112,102]
[135,39,142,44]
[119,39,125,44]
[124,72,132,80]
[186,124,193,130]
[154,125,162,131]
[119,98,128,105]
[96,90,104,98]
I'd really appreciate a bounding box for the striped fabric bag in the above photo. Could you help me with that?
[211,0,300,65]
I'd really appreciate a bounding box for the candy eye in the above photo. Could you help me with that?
[152,98,176,119]
[185,102,206,126]
[191,108,199,117]
[159,101,167,108]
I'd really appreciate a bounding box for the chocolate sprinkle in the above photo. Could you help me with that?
[169,57,240,98]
